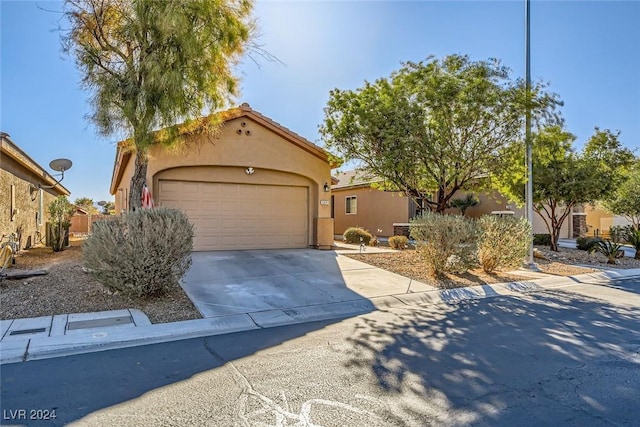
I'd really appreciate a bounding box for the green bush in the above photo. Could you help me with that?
[343,227,372,245]
[533,233,551,246]
[576,236,603,251]
[83,207,194,297]
[410,212,477,277]
[609,226,626,243]
[388,235,409,250]
[477,215,531,273]
[620,226,640,259]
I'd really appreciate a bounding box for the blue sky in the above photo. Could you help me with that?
[1,0,639,204]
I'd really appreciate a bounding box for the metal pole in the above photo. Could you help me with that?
[525,0,537,269]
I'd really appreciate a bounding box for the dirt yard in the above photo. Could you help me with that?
[347,245,640,289]
[2,242,638,322]
[0,242,201,323]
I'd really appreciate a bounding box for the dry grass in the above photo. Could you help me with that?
[347,244,640,290]
[0,242,201,323]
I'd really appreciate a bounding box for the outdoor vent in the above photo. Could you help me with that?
[245,130,251,136]
[236,129,242,135]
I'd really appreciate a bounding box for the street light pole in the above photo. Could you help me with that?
[525,0,537,269]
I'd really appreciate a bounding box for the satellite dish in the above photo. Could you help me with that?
[97,201,107,207]
[49,158,72,172]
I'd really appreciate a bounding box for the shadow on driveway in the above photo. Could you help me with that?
[181,249,434,318]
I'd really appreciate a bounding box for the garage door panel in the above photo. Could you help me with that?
[159,180,308,251]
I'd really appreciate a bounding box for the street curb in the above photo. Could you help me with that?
[2,268,639,364]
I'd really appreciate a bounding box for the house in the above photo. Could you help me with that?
[1,132,70,249]
[332,170,583,239]
[110,104,337,251]
[584,204,635,237]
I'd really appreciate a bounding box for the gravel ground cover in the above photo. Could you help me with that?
[347,245,640,290]
[2,241,638,322]
[0,242,201,323]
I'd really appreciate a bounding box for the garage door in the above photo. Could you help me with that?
[158,180,308,251]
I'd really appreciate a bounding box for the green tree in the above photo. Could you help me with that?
[602,159,640,229]
[63,0,255,209]
[101,201,116,215]
[48,196,75,252]
[494,126,634,251]
[320,54,561,213]
[74,197,99,215]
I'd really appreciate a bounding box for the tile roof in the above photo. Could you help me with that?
[332,170,381,189]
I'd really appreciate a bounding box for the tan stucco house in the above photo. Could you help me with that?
[1,132,70,249]
[110,104,337,251]
[332,170,583,239]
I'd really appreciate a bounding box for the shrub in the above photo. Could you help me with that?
[343,227,372,245]
[410,212,477,276]
[609,226,626,243]
[369,236,379,247]
[533,233,551,246]
[83,207,194,297]
[388,235,409,250]
[48,196,75,252]
[576,236,603,251]
[621,227,640,260]
[588,240,624,265]
[477,215,531,273]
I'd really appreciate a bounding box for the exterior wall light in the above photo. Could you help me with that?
[323,182,330,192]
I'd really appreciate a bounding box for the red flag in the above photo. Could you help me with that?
[141,184,155,209]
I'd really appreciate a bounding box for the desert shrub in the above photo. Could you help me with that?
[369,236,379,247]
[533,233,551,246]
[477,215,531,273]
[576,236,603,251]
[83,207,194,297]
[343,227,372,245]
[410,212,478,276]
[388,235,409,250]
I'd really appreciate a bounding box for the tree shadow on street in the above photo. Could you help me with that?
[344,288,640,426]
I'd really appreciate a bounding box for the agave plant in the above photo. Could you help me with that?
[588,240,625,265]
[450,194,479,216]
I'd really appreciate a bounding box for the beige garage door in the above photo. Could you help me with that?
[158,180,308,251]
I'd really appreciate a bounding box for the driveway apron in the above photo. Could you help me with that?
[182,249,365,317]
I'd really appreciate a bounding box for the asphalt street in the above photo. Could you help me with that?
[1,278,639,426]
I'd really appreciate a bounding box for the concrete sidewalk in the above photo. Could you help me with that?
[2,255,639,364]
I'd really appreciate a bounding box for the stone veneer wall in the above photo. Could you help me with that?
[572,214,587,238]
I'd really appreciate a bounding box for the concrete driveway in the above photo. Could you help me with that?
[181,248,436,318]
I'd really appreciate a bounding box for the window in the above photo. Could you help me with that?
[345,196,357,214]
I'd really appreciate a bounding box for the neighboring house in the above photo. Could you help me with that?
[1,132,70,249]
[110,104,337,251]
[584,204,634,237]
[332,170,581,239]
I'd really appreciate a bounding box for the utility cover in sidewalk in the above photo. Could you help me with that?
[66,315,132,331]
[9,328,47,336]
